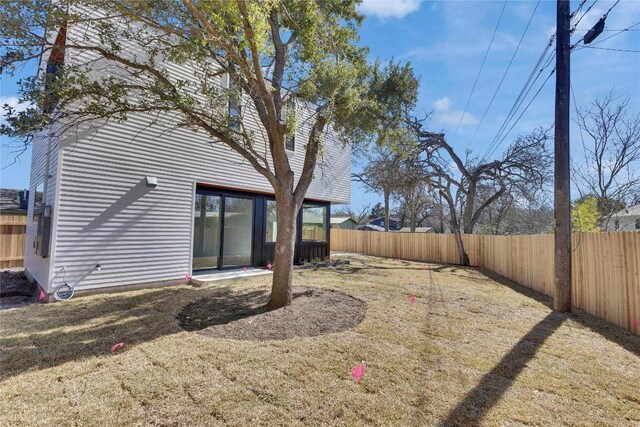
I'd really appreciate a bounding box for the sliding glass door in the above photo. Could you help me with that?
[222,196,254,268]
[193,189,254,271]
[192,193,221,270]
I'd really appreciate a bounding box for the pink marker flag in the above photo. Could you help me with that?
[243,266,248,272]
[409,296,416,303]
[266,262,273,270]
[184,273,191,281]
[351,362,366,382]
[111,342,125,352]
[38,290,45,301]
[633,319,639,330]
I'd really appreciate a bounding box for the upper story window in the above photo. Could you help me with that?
[614,219,620,230]
[286,132,295,152]
[284,99,296,151]
[44,23,67,114]
[226,74,241,130]
[635,218,640,230]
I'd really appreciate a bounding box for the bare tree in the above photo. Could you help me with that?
[392,163,433,232]
[573,93,640,227]
[332,203,371,225]
[474,191,554,235]
[408,120,551,264]
[352,148,402,231]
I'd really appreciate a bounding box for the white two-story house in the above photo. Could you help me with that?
[24,16,350,298]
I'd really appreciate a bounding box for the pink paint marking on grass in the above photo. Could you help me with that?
[111,342,125,353]
[351,362,366,382]
[409,296,416,303]
[243,267,247,272]
[184,273,191,281]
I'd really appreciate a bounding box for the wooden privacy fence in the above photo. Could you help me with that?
[331,229,640,335]
[0,215,27,269]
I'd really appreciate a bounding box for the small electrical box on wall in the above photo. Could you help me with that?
[34,205,52,257]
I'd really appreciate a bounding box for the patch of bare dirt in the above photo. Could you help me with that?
[178,286,366,341]
[0,270,36,310]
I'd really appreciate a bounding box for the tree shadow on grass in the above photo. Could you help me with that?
[440,311,567,426]
[0,284,265,380]
[477,268,640,358]
[326,260,475,278]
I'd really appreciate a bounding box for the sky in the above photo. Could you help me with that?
[1,0,639,211]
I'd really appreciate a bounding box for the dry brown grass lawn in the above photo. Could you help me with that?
[1,255,639,426]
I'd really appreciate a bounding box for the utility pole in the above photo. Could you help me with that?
[554,0,572,312]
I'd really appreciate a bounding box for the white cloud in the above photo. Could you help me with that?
[432,97,478,127]
[358,0,421,20]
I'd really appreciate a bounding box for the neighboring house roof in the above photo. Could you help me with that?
[330,216,357,225]
[398,227,433,233]
[0,188,29,214]
[369,216,402,230]
[611,204,640,218]
[357,224,385,232]
[370,216,400,223]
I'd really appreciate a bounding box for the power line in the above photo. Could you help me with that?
[469,0,541,146]
[486,67,556,160]
[480,37,555,164]
[570,0,599,31]
[452,0,507,138]
[578,45,640,53]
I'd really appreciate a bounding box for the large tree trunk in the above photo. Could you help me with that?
[409,204,416,232]
[450,212,470,266]
[267,194,298,309]
[462,182,476,234]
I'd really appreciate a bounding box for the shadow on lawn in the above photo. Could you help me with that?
[0,284,265,380]
[477,268,640,358]
[327,259,472,276]
[441,311,567,426]
[177,287,315,331]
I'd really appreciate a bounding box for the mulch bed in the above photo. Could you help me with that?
[0,270,36,310]
[178,286,366,341]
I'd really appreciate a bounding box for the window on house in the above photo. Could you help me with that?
[615,220,620,230]
[285,100,295,151]
[44,23,67,114]
[301,204,327,242]
[286,133,295,152]
[31,181,44,219]
[265,200,277,243]
[227,75,241,129]
[635,218,640,230]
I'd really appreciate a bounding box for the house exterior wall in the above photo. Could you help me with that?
[605,215,640,231]
[23,129,60,290]
[27,16,351,293]
[331,219,358,230]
